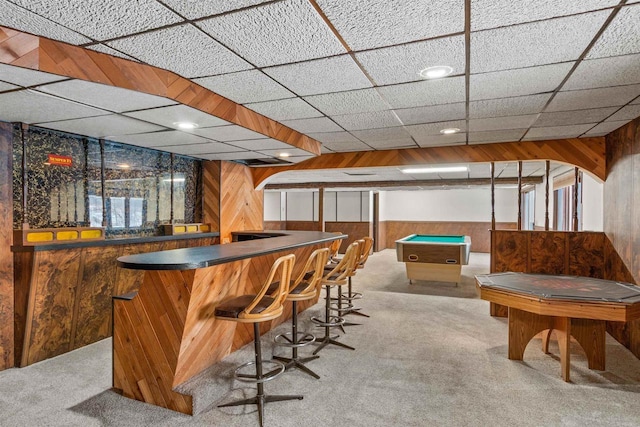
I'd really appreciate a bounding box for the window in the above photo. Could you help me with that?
[553,171,582,231]
[521,188,535,230]
[109,197,126,228]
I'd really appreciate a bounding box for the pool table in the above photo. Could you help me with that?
[395,234,471,284]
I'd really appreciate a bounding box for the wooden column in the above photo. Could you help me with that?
[573,167,579,231]
[0,122,14,371]
[318,187,325,231]
[517,161,522,230]
[490,162,496,230]
[545,160,550,231]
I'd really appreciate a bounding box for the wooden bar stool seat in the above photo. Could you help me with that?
[215,253,301,427]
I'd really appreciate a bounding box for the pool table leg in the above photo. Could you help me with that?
[570,318,606,371]
[552,317,571,382]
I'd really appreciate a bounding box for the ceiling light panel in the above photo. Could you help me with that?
[377,76,465,109]
[307,131,361,144]
[411,132,467,148]
[533,107,618,127]
[124,104,229,129]
[194,70,295,104]
[244,98,323,121]
[470,0,619,31]
[522,124,596,140]
[355,36,465,86]
[547,84,640,111]
[35,80,176,113]
[159,142,240,155]
[394,103,466,126]
[316,0,465,50]
[0,90,109,123]
[160,0,272,19]
[469,115,538,132]
[606,105,640,122]
[469,63,572,100]
[197,0,346,67]
[0,64,66,87]
[87,44,139,61]
[263,55,372,96]
[0,1,90,44]
[192,124,265,141]
[562,54,640,91]
[11,0,182,40]
[304,88,390,116]
[321,140,373,152]
[471,11,609,73]
[468,129,527,144]
[406,120,467,138]
[108,130,210,147]
[108,25,252,78]
[351,127,412,143]
[280,117,343,134]
[583,120,630,136]
[469,94,552,118]
[228,138,293,151]
[330,111,404,131]
[587,5,640,59]
[40,115,167,139]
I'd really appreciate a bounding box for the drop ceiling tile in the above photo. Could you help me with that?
[124,104,229,129]
[40,115,166,139]
[284,155,316,164]
[0,90,109,123]
[0,81,19,92]
[395,103,466,125]
[321,146,335,153]
[193,125,265,141]
[378,77,465,109]
[522,124,595,140]
[606,104,640,122]
[412,133,467,147]
[470,63,572,100]
[562,54,640,90]
[468,129,527,143]
[35,80,175,113]
[198,0,346,67]
[469,94,552,118]
[228,138,292,151]
[633,97,640,105]
[86,44,138,61]
[257,148,311,157]
[406,120,467,138]
[108,24,252,78]
[161,0,271,19]
[355,36,465,86]
[0,64,67,87]
[11,0,182,40]
[280,117,343,134]
[0,0,91,44]
[264,55,371,96]
[469,115,538,132]
[108,130,209,147]
[547,85,640,111]
[471,0,619,31]
[244,98,323,121]
[316,0,465,50]
[471,11,609,73]
[307,131,361,144]
[331,111,403,131]
[194,70,295,104]
[304,88,390,116]
[351,127,412,143]
[587,4,640,59]
[159,142,240,155]
[365,139,416,150]
[533,107,618,127]
[199,151,268,161]
[321,140,373,152]
[582,120,630,136]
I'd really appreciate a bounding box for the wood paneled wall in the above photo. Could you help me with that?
[0,122,13,370]
[381,221,517,253]
[202,161,220,232]
[603,116,640,357]
[13,236,218,367]
[218,161,263,243]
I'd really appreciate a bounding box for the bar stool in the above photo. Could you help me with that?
[329,240,364,327]
[215,253,301,427]
[341,236,373,319]
[311,241,360,355]
[272,247,329,379]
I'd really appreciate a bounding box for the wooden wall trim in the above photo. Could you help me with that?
[0,122,13,371]
[0,26,320,156]
[219,161,263,244]
[252,138,606,189]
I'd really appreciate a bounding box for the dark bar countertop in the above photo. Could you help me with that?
[117,230,345,271]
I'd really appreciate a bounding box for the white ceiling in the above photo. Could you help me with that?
[0,0,639,184]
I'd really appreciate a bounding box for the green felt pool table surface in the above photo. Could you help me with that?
[403,235,467,244]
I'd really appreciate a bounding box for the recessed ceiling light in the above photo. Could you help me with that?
[118,163,130,169]
[419,65,454,79]
[174,121,199,130]
[401,166,468,174]
[279,152,291,158]
[440,128,460,135]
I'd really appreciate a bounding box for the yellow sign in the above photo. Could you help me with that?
[47,154,73,167]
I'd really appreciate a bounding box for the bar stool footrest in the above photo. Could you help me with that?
[311,315,345,328]
[274,331,316,348]
[340,292,363,300]
[233,360,285,383]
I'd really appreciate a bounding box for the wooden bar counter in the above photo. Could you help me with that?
[112,230,345,415]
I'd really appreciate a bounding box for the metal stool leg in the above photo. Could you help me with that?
[341,277,370,318]
[273,301,321,379]
[311,285,355,355]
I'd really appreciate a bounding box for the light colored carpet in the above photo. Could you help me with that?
[2,250,640,426]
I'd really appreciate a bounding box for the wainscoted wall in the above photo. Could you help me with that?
[0,122,13,370]
[262,221,371,252]
[218,161,263,244]
[603,116,640,356]
[380,221,517,253]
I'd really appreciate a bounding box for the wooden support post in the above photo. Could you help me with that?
[545,160,550,231]
[490,162,495,231]
[318,187,324,232]
[517,161,522,231]
[573,167,579,231]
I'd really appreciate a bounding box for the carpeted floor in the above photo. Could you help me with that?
[1,250,640,426]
